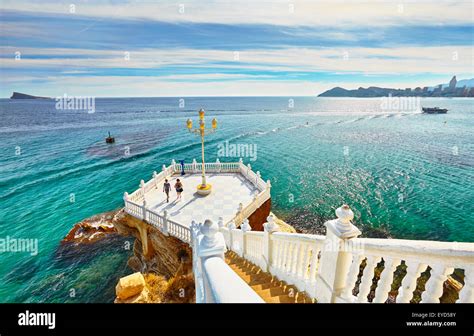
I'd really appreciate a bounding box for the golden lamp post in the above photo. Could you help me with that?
[186,108,217,196]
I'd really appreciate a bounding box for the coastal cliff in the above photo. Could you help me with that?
[113,211,195,303]
[62,209,195,303]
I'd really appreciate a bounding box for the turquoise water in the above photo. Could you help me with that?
[0,97,473,302]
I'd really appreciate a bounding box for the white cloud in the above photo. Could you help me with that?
[1,0,472,27]
[2,45,472,75]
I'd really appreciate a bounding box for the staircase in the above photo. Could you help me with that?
[225,251,315,303]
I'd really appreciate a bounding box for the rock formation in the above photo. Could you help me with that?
[113,212,195,303]
[10,92,50,99]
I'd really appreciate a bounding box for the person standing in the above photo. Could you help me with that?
[174,179,184,201]
[163,179,171,203]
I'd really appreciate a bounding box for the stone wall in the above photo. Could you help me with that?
[247,198,271,231]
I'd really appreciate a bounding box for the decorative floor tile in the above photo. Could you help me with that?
[145,173,259,227]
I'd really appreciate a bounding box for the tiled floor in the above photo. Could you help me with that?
[144,173,259,227]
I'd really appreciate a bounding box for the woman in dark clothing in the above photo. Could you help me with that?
[174,179,184,201]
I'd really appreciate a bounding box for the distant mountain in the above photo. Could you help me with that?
[319,77,474,97]
[319,86,414,97]
[10,92,51,99]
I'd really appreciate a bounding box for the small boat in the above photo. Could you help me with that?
[105,131,115,143]
[422,107,448,114]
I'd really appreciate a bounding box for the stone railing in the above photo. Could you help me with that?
[123,162,474,304]
[123,159,271,243]
[218,205,474,303]
[191,219,264,303]
[340,237,474,303]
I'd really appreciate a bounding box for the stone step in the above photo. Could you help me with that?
[254,287,285,298]
[224,251,315,304]
[264,294,296,304]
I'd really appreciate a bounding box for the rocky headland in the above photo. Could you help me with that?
[62,208,194,303]
[10,92,51,99]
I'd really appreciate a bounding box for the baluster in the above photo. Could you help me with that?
[285,242,295,274]
[340,254,365,301]
[245,235,250,258]
[302,245,312,280]
[281,241,290,272]
[373,258,400,303]
[280,240,288,271]
[288,241,297,275]
[273,238,280,269]
[308,246,320,282]
[357,255,381,303]
[421,265,454,303]
[142,199,147,221]
[292,242,302,276]
[270,238,278,269]
[282,240,290,271]
[298,243,309,279]
[277,240,286,270]
[459,266,474,303]
[397,261,427,303]
[162,210,169,236]
[123,192,129,212]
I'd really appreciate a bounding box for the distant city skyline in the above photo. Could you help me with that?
[1,0,473,97]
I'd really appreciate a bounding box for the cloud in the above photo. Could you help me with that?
[1,46,472,75]
[2,0,472,27]
[1,1,472,97]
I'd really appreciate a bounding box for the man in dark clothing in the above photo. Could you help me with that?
[163,179,171,202]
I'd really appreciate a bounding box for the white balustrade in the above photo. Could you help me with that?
[343,237,474,303]
[147,209,165,231]
[244,231,266,270]
[192,219,264,303]
[459,266,474,303]
[122,163,474,304]
[124,199,142,219]
[168,219,191,243]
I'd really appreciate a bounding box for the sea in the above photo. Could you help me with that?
[0,96,472,302]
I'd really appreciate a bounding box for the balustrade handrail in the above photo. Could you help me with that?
[202,257,265,303]
[271,231,326,243]
[349,237,474,265]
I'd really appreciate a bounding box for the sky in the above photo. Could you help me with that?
[0,0,473,97]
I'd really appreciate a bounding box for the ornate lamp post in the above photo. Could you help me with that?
[186,108,217,196]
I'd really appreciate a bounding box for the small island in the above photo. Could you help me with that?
[10,92,51,99]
